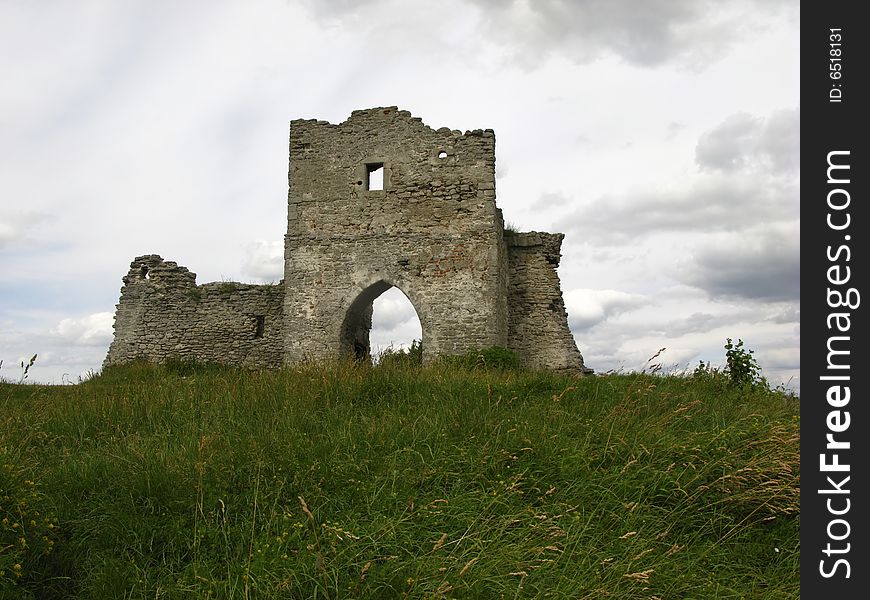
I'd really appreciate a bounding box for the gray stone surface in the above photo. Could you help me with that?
[104,255,284,369]
[104,107,589,373]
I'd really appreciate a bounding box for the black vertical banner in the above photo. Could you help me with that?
[802,3,868,596]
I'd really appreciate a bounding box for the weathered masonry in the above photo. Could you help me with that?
[105,107,589,373]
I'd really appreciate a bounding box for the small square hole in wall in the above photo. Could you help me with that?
[366,163,384,191]
[254,315,265,339]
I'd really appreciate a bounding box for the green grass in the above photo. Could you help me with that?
[1,361,799,599]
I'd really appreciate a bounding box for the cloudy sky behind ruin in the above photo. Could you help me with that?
[0,0,799,388]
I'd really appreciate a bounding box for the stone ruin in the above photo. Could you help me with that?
[104,107,589,373]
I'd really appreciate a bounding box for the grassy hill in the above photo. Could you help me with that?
[1,357,798,599]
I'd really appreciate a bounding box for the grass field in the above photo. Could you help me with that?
[1,357,799,599]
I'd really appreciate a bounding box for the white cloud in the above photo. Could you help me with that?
[0,210,51,250]
[0,222,16,247]
[50,312,114,347]
[371,288,420,333]
[1,312,114,383]
[242,240,284,281]
[370,287,422,352]
[566,282,799,388]
[564,288,649,331]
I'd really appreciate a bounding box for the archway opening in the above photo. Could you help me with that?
[370,287,423,363]
[339,282,422,363]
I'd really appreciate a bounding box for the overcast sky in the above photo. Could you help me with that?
[0,0,799,389]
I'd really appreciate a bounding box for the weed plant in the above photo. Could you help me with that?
[723,339,765,389]
[0,356,798,599]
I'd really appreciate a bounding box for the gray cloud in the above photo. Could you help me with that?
[301,0,796,68]
[661,311,719,337]
[472,0,726,67]
[563,175,796,244]
[665,122,686,140]
[562,108,798,244]
[771,305,800,324]
[476,0,797,68]
[678,229,799,301]
[531,191,571,211]
[695,113,759,171]
[756,108,801,173]
[660,302,799,337]
[696,108,799,173]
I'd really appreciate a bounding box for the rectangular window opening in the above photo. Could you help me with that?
[366,163,384,191]
[254,315,265,339]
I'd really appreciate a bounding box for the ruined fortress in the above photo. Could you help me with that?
[104,107,588,373]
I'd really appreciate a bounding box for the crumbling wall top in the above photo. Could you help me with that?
[504,231,564,266]
[122,255,197,287]
[291,106,495,140]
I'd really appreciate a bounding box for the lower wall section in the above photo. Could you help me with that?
[105,246,589,374]
[505,233,589,373]
[104,255,284,369]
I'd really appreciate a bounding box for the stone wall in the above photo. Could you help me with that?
[505,232,588,373]
[104,107,590,375]
[284,107,508,364]
[104,255,284,369]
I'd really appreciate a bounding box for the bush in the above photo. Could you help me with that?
[376,340,423,368]
[724,338,765,388]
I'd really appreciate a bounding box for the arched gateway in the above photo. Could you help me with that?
[338,280,424,360]
[105,108,589,373]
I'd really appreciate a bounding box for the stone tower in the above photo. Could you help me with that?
[284,107,507,363]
